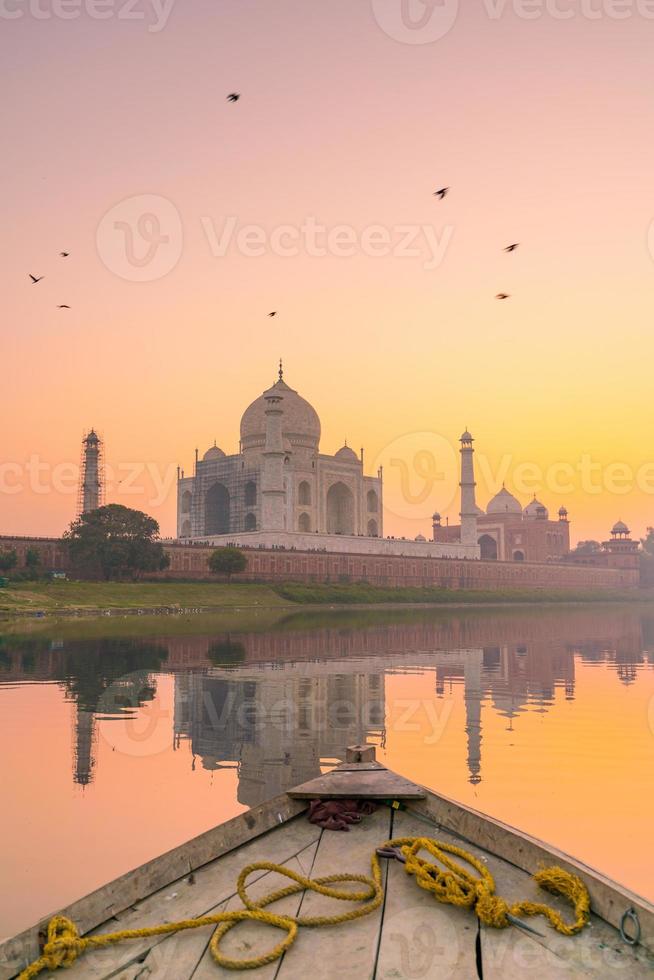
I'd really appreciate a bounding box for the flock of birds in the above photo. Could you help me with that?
[28,252,71,308]
[432,186,519,299]
[27,96,519,310]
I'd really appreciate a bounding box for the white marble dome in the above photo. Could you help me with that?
[240,378,321,452]
[486,487,522,515]
[523,497,548,519]
[335,444,359,462]
[203,444,225,461]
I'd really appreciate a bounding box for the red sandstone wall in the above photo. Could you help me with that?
[162,543,639,590]
[0,535,640,590]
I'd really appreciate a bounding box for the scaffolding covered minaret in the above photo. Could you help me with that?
[77,429,104,516]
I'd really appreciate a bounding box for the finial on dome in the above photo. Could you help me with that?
[278,358,283,382]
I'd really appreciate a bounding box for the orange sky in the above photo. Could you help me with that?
[3,1,654,542]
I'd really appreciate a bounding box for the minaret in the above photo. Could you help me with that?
[261,362,286,531]
[78,429,104,516]
[459,429,478,546]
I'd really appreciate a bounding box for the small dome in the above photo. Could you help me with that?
[415,534,426,541]
[558,506,568,515]
[203,443,225,461]
[432,511,441,522]
[335,444,359,462]
[612,520,630,535]
[460,429,473,443]
[486,487,522,516]
[524,497,549,520]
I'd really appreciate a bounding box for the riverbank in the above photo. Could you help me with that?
[0,579,652,619]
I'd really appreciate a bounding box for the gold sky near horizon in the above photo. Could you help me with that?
[2,1,654,541]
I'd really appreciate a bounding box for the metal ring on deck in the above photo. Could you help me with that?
[619,907,641,946]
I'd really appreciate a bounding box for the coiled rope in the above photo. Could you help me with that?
[17,836,589,978]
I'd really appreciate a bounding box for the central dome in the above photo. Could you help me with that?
[240,378,321,452]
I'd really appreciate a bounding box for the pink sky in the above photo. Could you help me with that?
[2,0,654,541]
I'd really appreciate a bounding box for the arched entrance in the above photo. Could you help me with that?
[244,512,256,531]
[367,518,378,537]
[181,490,192,514]
[181,520,191,537]
[205,483,230,535]
[298,512,311,532]
[326,482,355,535]
[513,550,525,561]
[479,534,498,560]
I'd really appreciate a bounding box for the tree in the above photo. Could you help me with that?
[640,527,654,587]
[25,547,41,578]
[0,549,18,573]
[570,540,601,556]
[64,504,170,580]
[208,546,247,582]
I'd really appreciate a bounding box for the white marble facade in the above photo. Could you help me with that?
[177,366,383,540]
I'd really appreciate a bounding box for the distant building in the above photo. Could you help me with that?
[177,362,382,540]
[567,521,640,575]
[176,365,479,559]
[432,432,570,562]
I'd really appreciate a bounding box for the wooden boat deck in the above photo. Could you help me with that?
[5,806,652,979]
[2,752,653,979]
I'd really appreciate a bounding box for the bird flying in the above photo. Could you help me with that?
[504,244,519,252]
[60,251,70,257]
[268,311,277,317]
[433,187,449,200]
[495,293,511,300]
[227,93,240,102]
[29,274,43,284]
[57,304,71,309]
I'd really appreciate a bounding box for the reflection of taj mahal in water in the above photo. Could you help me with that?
[2,610,649,796]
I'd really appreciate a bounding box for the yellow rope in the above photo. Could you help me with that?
[17,836,590,978]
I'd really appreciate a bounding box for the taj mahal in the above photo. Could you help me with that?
[176,364,480,559]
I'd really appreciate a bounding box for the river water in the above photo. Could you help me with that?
[1,603,653,939]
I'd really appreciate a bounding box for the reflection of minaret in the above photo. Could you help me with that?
[73,705,97,786]
[463,650,483,785]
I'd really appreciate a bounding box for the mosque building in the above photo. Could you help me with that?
[176,365,480,559]
[432,432,571,562]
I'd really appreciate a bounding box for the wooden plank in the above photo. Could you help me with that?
[0,795,306,980]
[375,810,479,979]
[110,845,321,980]
[478,847,654,979]
[409,793,654,953]
[288,769,426,801]
[275,805,393,979]
[190,843,322,979]
[346,745,377,763]
[22,816,319,980]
